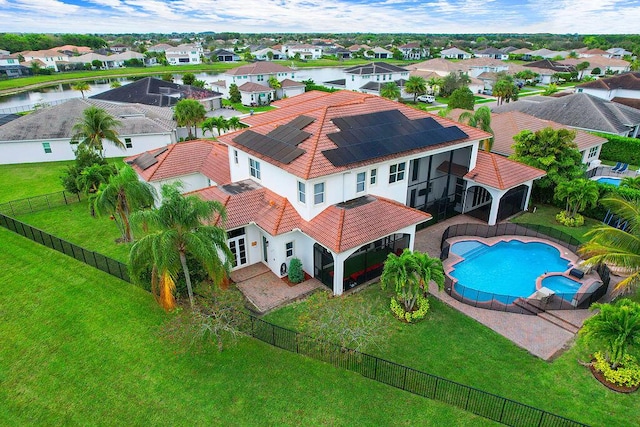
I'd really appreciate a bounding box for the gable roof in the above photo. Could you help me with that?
[576,72,640,91]
[465,151,546,190]
[0,98,175,142]
[474,47,505,55]
[524,59,574,73]
[408,58,467,73]
[91,77,221,107]
[491,93,640,135]
[126,139,231,184]
[344,62,408,75]
[219,90,489,180]
[238,82,274,93]
[441,47,470,55]
[280,78,305,88]
[560,57,630,69]
[225,62,292,76]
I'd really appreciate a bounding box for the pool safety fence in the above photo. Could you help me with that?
[0,190,84,216]
[439,223,609,314]
[1,212,589,427]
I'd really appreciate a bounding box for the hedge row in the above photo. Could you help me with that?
[596,133,640,166]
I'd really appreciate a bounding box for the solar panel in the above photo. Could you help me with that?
[134,152,159,170]
[233,130,305,164]
[288,115,315,130]
[153,146,168,157]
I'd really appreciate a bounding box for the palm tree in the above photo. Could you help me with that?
[554,179,599,218]
[76,163,115,195]
[72,82,90,98]
[268,76,281,100]
[381,249,444,312]
[579,195,640,294]
[427,77,443,96]
[174,99,206,139]
[227,116,247,131]
[458,106,494,151]
[405,76,427,103]
[71,106,125,156]
[209,116,229,136]
[201,117,215,137]
[580,299,640,369]
[380,82,401,101]
[94,165,155,243]
[129,184,232,309]
[621,176,640,190]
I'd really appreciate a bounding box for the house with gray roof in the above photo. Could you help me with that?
[440,47,472,60]
[491,92,640,137]
[474,47,509,60]
[325,62,410,97]
[0,98,177,165]
[575,72,640,103]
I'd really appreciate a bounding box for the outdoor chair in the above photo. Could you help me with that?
[615,163,628,174]
[611,162,622,172]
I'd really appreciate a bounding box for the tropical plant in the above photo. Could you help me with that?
[380,249,444,313]
[404,76,427,103]
[182,72,196,85]
[621,176,640,190]
[60,146,109,194]
[580,195,640,294]
[288,258,304,284]
[174,99,206,139]
[76,163,115,195]
[70,106,124,156]
[129,184,232,309]
[426,76,443,96]
[227,116,247,131]
[228,83,241,103]
[580,299,640,369]
[110,81,122,88]
[554,178,599,219]
[161,72,174,82]
[268,76,281,99]
[440,72,470,97]
[380,82,401,100]
[93,164,155,243]
[492,74,519,105]
[200,118,215,137]
[205,116,229,136]
[72,81,90,98]
[447,87,475,110]
[543,84,559,95]
[458,106,494,151]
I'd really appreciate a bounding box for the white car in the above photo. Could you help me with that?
[417,94,435,103]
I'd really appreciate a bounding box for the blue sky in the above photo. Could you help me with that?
[0,0,638,34]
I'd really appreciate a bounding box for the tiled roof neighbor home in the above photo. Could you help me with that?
[280,78,305,88]
[576,72,640,91]
[238,82,274,93]
[611,97,640,110]
[344,62,408,75]
[491,92,640,135]
[225,62,292,76]
[524,59,574,72]
[56,45,93,54]
[465,151,546,190]
[408,58,466,75]
[126,139,231,185]
[560,56,630,70]
[91,77,221,107]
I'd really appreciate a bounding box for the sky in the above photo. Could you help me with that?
[1,0,639,34]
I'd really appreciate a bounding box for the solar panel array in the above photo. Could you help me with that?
[233,115,314,164]
[323,111,468,167]
[134,152,159,170]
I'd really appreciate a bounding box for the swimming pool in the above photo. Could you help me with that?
[595,177,621,186]
[449,240,574,303]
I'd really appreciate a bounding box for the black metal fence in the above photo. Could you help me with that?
[0,190,84,216]
[245,315,587,427]
[439,223,609,314]
[0,213,589,426]
[0,213,129,282]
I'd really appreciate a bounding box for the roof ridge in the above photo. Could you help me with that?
[303,105,329,180]
[490,153,504,188]
[272,193,287,234]
[335,208,345,253]
[148,142,178,180]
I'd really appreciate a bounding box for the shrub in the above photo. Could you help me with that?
[596,133,640,166]
[288,257,304,283]
[555,210,585,227]
[593,351,640,388]
[390,294,430,323]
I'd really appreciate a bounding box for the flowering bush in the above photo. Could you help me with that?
[390,294,430,323]
[555,210,585,227]
[593,351,640,388]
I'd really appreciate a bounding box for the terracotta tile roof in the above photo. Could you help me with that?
[219,90,489,180]
[280,78,305,88]
[126,139,231,184]
[225,62,292,76]
[577,72,640,91]
[238,82,273,93]
[195,184,431,253]
[465,151,545,190]
[561,57,630,68]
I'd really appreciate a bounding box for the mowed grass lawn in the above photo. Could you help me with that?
[265,287,639,427]
[510,204,601,244]
[0,160,72,203]
[0,229,493,426]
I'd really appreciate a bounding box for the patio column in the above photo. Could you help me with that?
[523,182,534,212]
[333,253,345,296]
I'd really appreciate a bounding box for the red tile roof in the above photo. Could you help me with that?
[194,183,431,253]
[220,90,490,180]
[126,139,231,185]
[465,151,545,190]
[238,82,273,93]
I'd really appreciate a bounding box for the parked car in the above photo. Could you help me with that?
[481,89,493,96]
[417,94,435,103]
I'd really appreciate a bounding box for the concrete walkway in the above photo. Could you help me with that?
[416,216,600,360]
[231,263,324,315]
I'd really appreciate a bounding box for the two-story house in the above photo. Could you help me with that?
[20,49,70,71]
[166,44,202,65]
[398,43,428,60]
[575,72,640,108]
[325,62,411,97]
[282,43,323,60]
[127,91,545,296]
[473,48,509,60]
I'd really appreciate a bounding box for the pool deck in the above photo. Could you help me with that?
[415,216,604,361]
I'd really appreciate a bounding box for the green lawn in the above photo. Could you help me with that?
[0,229,492,426]
[509,204,601,244]
[265,286,639,427]
[0,160,73,203]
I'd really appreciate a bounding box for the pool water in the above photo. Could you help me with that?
[450,240,573,303]
[596,177,621,186]
[541,275,581,294]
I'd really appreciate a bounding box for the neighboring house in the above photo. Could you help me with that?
[398,42,428,60]
[575,72,640,102]
[166,44,203,65]
[577,48,609,58]
[0,54,31,77]
[0,98,177,165]
[109,51,146,67]
[90,76,222,110]
[212,49,240,62]
[110,44,129,53]
[282,43,323,60]
[606,48,634,59]
[509,48,533,60]
[277,79,306,99]
[126,139,231,195]
[325,62,410,96]
[440,47,472,60]
[251,47,285,61]
[147,43,174,53]
[215,62,299,104]
[474,48,509,60]
[238,82,275,106]
[560,57,630,77]
[56,45,93,56]
[463,57,514,78]
[408,58,467,77]
[19,49,70,71]
[523,59,575,84]
[367,47,393,59]
[129,90,545,296]
[491,92,640,137]
[72,52,114,69]
[528,48,569,59]
[324,47,352,59]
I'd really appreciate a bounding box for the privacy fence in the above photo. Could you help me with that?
[0,190,84,216]
[1,213,588,427]
[440,223,609,314]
